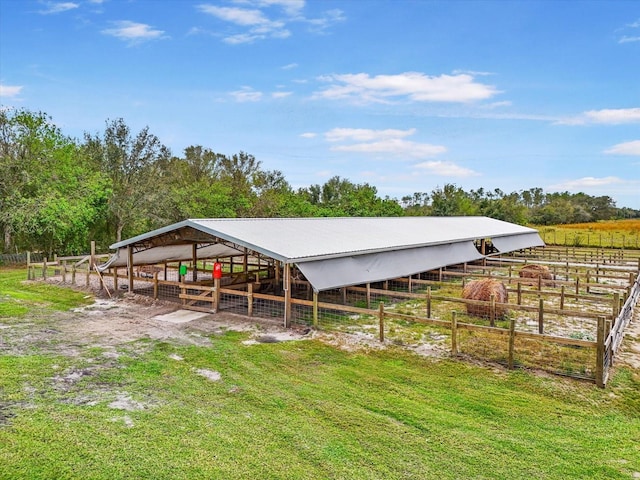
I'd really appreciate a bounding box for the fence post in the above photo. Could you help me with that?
[538,298,544,334]
[71,266,76,285]
[378,302,384,343]
[508,318,516,369]
[451,311,458,356]
[313,292,319,328]
[43,257,48,280]
[596,316,605,388]
[26,251,31,279]
[247,282,253,317]
[61,262,66,283]
[153,272,159,300]
[113,268,118,291]
[517,282,522,305]
[490,294,496,327]
[560,285,565,310]
[612,292,620,319]
[366,283,371,309]
[426,286,432,318]
[575,277,580,295]
[90,240,96,272]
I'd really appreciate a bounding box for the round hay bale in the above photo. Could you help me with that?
[519,264,554,286]
[462,278,509,318]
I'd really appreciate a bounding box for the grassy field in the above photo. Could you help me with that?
[1,268,640,479]
[536,219,640,248]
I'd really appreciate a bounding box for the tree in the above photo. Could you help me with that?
[430,184,478,216]
[0,108,108,255]
[83,119,170,242]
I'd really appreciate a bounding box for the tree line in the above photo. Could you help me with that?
[1,108,637,256]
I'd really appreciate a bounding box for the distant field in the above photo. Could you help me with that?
[536,219,640,248]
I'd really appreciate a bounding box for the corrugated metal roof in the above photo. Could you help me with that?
[110,216,541,263]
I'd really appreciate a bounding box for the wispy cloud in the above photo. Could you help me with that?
[413,160,480,177]
[617,18,640,43]
[272,91,292,99]
[604,140,640,156]
[325,127,446,159]
[230,86,263,102]
[102,21,166,44]
[195,2,343,44]
[281,63,298,70]
[38,2,79,14]
[555,107,640,125]
[314,72,500,104]
[0,84,23,98]
[300,132,317,138]
[549,176,624,190]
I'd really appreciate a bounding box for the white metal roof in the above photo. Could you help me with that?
[110,216,542,264]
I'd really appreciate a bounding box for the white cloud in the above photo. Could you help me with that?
[556,107,640,125]
[197,5,269,26]
[300,132,317,138]
[325,128,416,143]
[102,21,166,44]
[230,86,263,102]
[619,36,640,44]
[281,63,298,70]
[197,4,290,43]
[604,140,640,156]
[38,2,79,14]
[272,91,292,98]
[305,9,346,34]
[413,160,480,177]
[314,72,500,104]
[332,139,446,159]
[549,176,624,190]
[0,84,23,98]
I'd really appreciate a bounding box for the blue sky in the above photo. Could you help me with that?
[1,0,639,208]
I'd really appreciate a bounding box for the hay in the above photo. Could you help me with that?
[519,264,554,286]
[462,278,509,317]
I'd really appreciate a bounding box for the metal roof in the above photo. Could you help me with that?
[110,216,542,264]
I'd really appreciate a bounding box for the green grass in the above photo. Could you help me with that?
[1,267,639,479]
[0,268,92,318]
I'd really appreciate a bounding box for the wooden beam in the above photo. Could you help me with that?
[284,263,292,328]
[127,246,134,292]
[192,243,198,282]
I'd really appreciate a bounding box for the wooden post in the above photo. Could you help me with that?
[384,280,388,290]
[538,298,544,334]
[178,261,183,283]
[243,247,248,274]
[71,266,76,285]
[612,292,620,318]
[438,268,443,282]
[560,285,565,310]
[213,278,221,313]
[153,272,159,299]
[61,262,67,283]
[192,244,198,282]
[341,287,347,305]
[164,263,168,281]
[113,268,118,291]
[26,251,31,280]
[575,277,580,295]
[537,274,542,291]
[127,246,134,293]
[313,292,318,328]
[508,265,512,284]
[596,316,605,388]
[426,286,432,318]
[247,283,253,317]
[451,311,458,356]
[85,264,90,286]
[490,294,496,327]
[517,282,522,305]
[408,275,413,294]
[284,263,292,328]
[378,302,384,343]
[586,271,590,294]
[366,283,371,309]
[43,257,48,280]
[90,240,96,272]
[508,318,516,370]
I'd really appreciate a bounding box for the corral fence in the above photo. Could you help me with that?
[0,252,44,266]
[20,245,640,387]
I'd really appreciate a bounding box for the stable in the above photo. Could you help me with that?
[99,217,544,326]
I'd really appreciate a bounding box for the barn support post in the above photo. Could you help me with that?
[192,244,198,282]
[508,318,516,370]
[408,275,413,293]
[283,263,292,328]
[596,316,606,388]
[426,286,432,318]
[243,248,248,274]
[153,272,159,300]
[127,246,134,292]
[341,287,347,305]
[366,283,371,309]
[213,278,221,313]
[378,302,384,343]
[312,292,319,328]
[247,283,253,317]
[451,311,458,356]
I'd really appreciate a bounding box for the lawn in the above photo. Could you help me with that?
[1,268,639,479]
